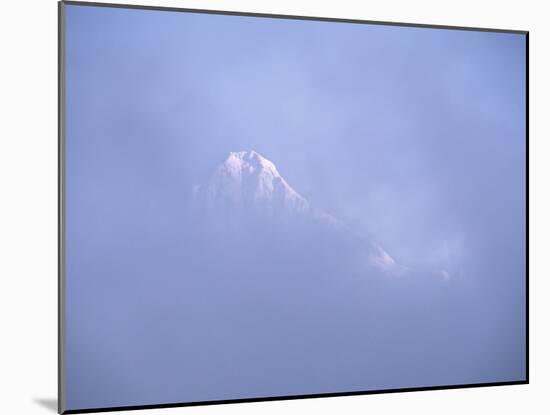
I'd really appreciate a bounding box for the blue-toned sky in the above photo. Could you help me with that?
[64,3,526,411]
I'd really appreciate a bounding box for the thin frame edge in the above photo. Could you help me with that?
[58,1,67,414]
[60,0,528,35]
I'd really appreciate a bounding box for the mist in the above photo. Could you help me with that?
[64,4,526,410]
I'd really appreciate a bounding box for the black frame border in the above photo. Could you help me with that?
[58,1,529,414]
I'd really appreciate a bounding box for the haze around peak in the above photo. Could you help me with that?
[195,150,407,275]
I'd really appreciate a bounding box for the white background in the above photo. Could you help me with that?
[0,0,545,414]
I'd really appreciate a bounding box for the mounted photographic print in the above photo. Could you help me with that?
[58,1,528,413]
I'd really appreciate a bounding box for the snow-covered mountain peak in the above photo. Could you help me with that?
[204,150,309,213]
[223,150,279,178]
[194,150,404,277]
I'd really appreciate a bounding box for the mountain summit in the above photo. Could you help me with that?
[203,150,310,214]
[193,150,404,275]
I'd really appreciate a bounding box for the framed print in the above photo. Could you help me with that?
[59,1,528,413]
